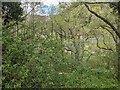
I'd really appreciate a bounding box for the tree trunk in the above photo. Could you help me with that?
[117,2,120,83]
[116,40,120,83]
[117,7,120,84]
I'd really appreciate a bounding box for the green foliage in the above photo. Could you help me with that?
[2,2,23,25]
[65,66,118,88]
[2,2,119,88]
[2,26,36,88]
[109,2,120,14]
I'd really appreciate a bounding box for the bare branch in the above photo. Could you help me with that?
[93,31,113,51]
[84,4,120,38]
[100,25,117,43]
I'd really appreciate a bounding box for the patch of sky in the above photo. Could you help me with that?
[39,4,58,15]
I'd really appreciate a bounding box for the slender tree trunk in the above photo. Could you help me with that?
[117,2,120,83]
[116,39,120,83]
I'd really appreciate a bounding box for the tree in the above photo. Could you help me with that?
[2,2,23,25]
[84,2,120,83]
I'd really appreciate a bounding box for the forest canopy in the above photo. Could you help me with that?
[1,1,120,88]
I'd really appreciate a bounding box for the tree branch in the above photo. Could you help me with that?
[84,4,120,38]
[93,31,113,51]
[100,25,117,43]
